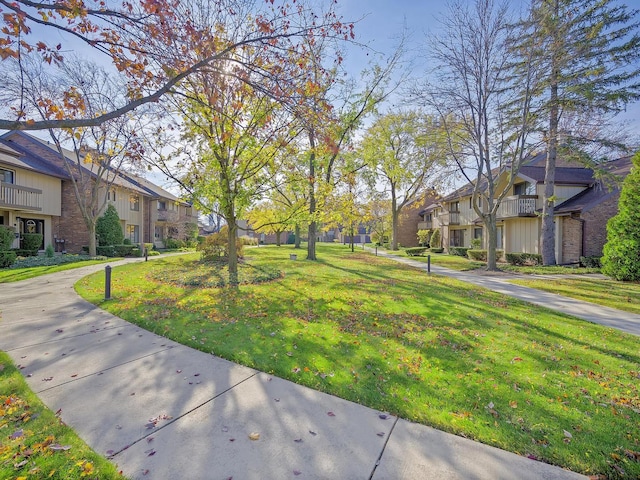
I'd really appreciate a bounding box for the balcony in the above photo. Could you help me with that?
[0,182,42,211]
[417,221,432,230]
[448,211,460,225]
[497,195,538,218]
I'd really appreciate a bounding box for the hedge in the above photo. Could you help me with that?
[11,249,39,257]
[449,247,470,257]
[0,251,17,268]
[467,249,504,261]
[22,233,43,251]
[405,247,429,256]
[580,256,602,268]
[430,247,445,253]
[505,252,543,266]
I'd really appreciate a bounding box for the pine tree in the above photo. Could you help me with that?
[601,153,640,281]
[96,204,124,246]
[521,0,640,265]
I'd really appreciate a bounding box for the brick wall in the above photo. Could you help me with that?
[582,193,621,257]
[396,192,440,247]
[561,216,582,264]
[54,181,91,253]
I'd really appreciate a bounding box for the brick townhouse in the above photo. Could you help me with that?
[411,153,632,264]
[0,131,197,253]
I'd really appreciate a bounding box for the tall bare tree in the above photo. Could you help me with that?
[415,0,539,270]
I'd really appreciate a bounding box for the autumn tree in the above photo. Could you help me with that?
[0,0,354,131]
[4,58,143,256]
[247,200,297,246]
[360,111,449,251]
[364,195,392,247]
[416,0,539,270]
[156,62,297,285]
[519,0,640,265]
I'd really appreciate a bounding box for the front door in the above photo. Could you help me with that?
[20,218,44,250]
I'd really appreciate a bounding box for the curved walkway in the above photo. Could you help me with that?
[0,255,609,480]
[371,249,640,336]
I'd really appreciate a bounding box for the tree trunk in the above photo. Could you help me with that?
[541,0,559,266]
[227,218,239,286]
[390,189,399,250]
[485,213,499,271]
[276,231,282,246]
[294,224,301,249]
[307,131,317,260]
[350,223,355,252]
[87,221,97,257]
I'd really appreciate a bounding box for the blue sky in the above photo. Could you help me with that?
[336,0,640,131]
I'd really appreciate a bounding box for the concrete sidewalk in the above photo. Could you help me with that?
[0,258,590,480]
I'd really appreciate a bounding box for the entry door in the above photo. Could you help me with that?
[20,218,45,250]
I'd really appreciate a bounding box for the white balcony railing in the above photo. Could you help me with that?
[497,195,537,218]
[0,182,42,211]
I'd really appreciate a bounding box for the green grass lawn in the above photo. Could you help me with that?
[0,352,126,480]
[0,259,114,283]
[511,276,640,315]
[392,248,602,275]
[75,244,640,478]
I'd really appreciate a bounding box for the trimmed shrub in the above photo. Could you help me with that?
[0,250,17,268]
[11,248,38,257]
[430,247,445,253]
[165,238,185,249]
[96,204,124,246]
[449,247,470,257]
[406,247,428,256]
[580,255,602,268]
[123,238,132,245]
[505,252,543,266]
[22,233,43,251]
[468,249,504,262]
[97,245,116,257]
[0,226,15,250]
[45,244,55,258]
[143,243,154,254]
[471,238,482,249]
[113,244,136,257]
[132,247,141,257]
[197,226,243,261]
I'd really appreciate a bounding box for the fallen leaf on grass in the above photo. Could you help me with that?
[49,444,71,451]
[10,429,23,439]
[249,432,260,441]
[563,430,573,439]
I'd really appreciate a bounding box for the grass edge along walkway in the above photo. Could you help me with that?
[75,245,640,478]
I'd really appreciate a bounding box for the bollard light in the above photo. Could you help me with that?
[105,265,112,300]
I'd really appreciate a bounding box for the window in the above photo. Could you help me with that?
[450,201,460,213]
[186,207,192,217]
[0,168,14,184]
[129,195,139,211]
[107,189,116,201]
[450,229,465,247]
[514,182,534,196]
[474,227,483,239]
[158,200,166,210]
[127,224,139,243]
